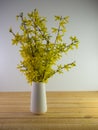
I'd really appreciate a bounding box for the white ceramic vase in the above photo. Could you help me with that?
[30,82,47,114]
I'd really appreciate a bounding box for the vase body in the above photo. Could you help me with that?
[30,82,47,114]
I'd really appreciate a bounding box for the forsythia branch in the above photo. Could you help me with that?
[9,9,79,84]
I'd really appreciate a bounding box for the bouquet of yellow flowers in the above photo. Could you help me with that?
[9,9,79,84]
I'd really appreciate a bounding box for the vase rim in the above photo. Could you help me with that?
[32,81,46,84]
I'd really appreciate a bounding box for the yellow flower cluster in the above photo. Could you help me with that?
[9,9,79,84]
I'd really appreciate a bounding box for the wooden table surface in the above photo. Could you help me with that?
[0,91,98,130]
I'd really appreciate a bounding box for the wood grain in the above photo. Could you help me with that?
[0,91,98,130]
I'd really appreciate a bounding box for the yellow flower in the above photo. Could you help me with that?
[9,9,79,84]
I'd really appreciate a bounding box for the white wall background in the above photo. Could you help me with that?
[0,0,98,91]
